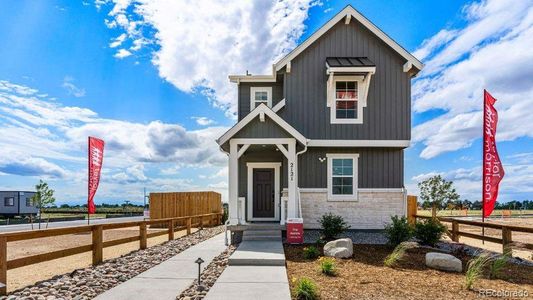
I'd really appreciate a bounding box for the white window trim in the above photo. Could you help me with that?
[329,76,365,124]
[326,153,359,201]
[250,87,272,110]
[246,162,281,221]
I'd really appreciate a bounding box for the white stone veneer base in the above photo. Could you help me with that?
[287,190,406,229]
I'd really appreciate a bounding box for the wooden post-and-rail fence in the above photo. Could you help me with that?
[0,212,222,295]
[406,195,533,255]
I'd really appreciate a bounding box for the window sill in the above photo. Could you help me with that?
[330,119,363,124]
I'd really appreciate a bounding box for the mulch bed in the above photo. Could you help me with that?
[285,244,533,300]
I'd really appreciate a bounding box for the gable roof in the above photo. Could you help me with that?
[229,5,423,83]
[217,104,307,146]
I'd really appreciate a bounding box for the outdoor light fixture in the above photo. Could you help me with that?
[195,257,205,291]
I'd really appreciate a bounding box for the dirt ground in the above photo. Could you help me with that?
[441,217,533,260]
[285,244,533,300]
[7,227,199,292]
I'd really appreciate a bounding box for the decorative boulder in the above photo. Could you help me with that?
[425,252,462,272]
[324,238,353,258]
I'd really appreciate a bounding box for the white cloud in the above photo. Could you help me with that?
[192,116,215,126]
[0,80,229,202]
[412,0,533,159]
[109,33,127,48]
[62,76,86,97]
[114,48,132,59]
[98,0,318,115]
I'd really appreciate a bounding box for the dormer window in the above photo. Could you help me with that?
[250,87,272,109]
[326,57,375,124]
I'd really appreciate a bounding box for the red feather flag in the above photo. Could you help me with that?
[482,90,504,218]
[88,137,105,214]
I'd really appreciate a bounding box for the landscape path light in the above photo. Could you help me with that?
[195,257,205,291]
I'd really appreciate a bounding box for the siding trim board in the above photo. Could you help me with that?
[308,140,410,147]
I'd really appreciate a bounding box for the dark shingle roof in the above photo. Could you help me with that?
[326,57,375,67]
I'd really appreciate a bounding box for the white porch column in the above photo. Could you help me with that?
[287,139,298,218]
[228,140,239,224]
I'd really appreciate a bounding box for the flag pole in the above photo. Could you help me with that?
[88,136,90,225]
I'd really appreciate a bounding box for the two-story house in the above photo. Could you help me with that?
[217,5,423,232]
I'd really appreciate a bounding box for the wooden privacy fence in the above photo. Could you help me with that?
[150,192,222,226]
[413,215,533,255]
[0,212,222,295]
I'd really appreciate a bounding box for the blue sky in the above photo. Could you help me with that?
[0,0,531,205]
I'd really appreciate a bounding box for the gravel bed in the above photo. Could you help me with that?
[302,229,387,244]
[2,226,225,300]
[177,245,236,300]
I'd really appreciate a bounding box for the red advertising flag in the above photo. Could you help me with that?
[482,90,504,218]
[88,137,105,214]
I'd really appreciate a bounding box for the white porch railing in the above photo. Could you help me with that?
[297,187,302,218]
[280,196,288,225]
[237,197,246,224]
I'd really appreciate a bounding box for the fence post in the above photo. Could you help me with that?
[502,226,512,255]
[200,216,204,230]
[452,220,459,242]
[0,236,7,295]
[187,218,191,235]
[168,220,175,241]
[140,222,147,250]
[92,225,103,266]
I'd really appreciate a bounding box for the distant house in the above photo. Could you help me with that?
[0,191,38,216]
[217,5,422,229]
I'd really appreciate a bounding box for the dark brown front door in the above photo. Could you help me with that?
[252,168,275,218]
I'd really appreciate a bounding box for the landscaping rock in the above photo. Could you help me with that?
[324,238,353,258]
[425,252,462,272]
[1,226,224,300]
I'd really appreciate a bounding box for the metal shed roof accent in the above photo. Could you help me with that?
[326,57,375,68]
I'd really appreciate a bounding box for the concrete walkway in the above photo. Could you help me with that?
[206,240,291,300]
[95,233,226,300]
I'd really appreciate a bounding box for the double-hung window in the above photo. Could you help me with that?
[335,81,358,119]
[327,153,359,201]
[250,87,272,110]
[4,197,14,206]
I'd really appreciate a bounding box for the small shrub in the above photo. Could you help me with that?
[303,246,320,259]
[221,205,228,224]
[319,257,336,276]
[384,242,410,267]
[319,213,349,240]
[293,277,319,300]
[465,252,491,290]
[384,215,413,246]
[315,238,326,248]
[489,251,510,279]
[414,218,446,246]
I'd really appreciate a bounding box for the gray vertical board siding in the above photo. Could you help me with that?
[298,147,404,188]
[282,19,411,140]
[0,191,20,215]
[233,117,292,139]
[19,192,38,214]
[237,80,284,120]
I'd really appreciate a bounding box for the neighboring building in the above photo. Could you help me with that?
[217,5,423,229]
[0,191,38,216]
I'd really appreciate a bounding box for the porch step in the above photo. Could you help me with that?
[228,241,286,266]
[242,229,281,241]
[242,235,282,241]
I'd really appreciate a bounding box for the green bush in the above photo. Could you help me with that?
[303,246,320,259]
[293,277,319,300]
[221,205,228,224]
[319,257,336,276]
[384,215,413,246]
[318,213,349,240]
[414,218,446,246]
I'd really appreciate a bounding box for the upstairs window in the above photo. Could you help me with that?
[250,87,272,110]
[327,153,359,201]
[335,81,358,120]
[26,197,33,207]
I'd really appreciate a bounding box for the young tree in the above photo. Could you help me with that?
[418,175,460,216]
[31,180,56,229]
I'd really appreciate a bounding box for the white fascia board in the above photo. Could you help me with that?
[308,139,410,147]
[272,98,286,112]
[326,66,376,74]
[228,75,277,83]
[274,5,423,72]
[217,104,307,146]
